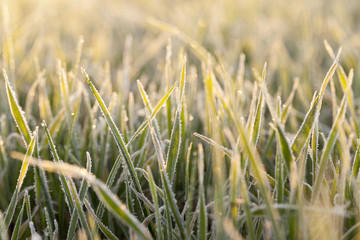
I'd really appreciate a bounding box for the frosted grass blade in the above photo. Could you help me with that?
[291,48,341,159]
[147,166,163,240]
[68,178,93,240]
[10,195,25,240]
[129,80,177,145]
[10,153,153,240]
[43,121,74,212]
[194,132,233,157]
[84,199,119,240]
[82,69,142,193]
[312,69,352,201]
[4,128,37,228]
[3,69,31,144]
[166,109,181,182]
[197,144,207,240]
[142,101,189,240]
[67,152,91,240]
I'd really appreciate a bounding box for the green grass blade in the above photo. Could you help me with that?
[68,178,93,240]
[10,154,153,240]
[34,137,55,229]
[43,121,74,212]
[3,69,31,144]
[291,49,341,159]
[10,194,25,240]
[147,166,163,240]
[44,208,54,240]
[5,128,37,228]
[67,152,91,240]
[166,109,181,182]
[166,60,186,182]
[194,132,232,157]
[197,144,207,240]
[95,154,122,219]
[143,101,188,240]
[251,90,264,145]
[312,70,352,201]
[352,140,360,177]
[129,80,177,145]
[272,122,294,172]
[234,118,283,239]
[24,191,31,221]
[84,199,119,240]
[82,69,142,194]
[291,93,320,159]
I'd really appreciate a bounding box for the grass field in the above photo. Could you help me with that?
[1,0,360,239]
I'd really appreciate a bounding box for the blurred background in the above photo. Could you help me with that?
[1,0,360,127]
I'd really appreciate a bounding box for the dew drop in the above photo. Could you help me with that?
[41,120,46,127]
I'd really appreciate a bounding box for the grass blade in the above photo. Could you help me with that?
[291,48,341,159]
[3,69,31,144]
[4,128,37,228]
[68,178,93,240]
[166,109,181,182]
[129,79,177,145]
[197,144,207,240]
[10,153,153,240]
[43,121,74,212]
[147,166,163,240]
[312,69,352,201]
[142,98,189,240]
[84,199,119,240]
[67,152,92,240]
[10,194,25,240]
[82,68,142,195]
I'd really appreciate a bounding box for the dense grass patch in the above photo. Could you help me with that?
[1,0,360,239]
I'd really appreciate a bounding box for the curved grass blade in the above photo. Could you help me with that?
[291,93,320,159]
[166,109,181,182]
[24,191,31,222]
[4,69,55,227]
[95,154,122,219]
[44,208,54,240]
[233,117,283,239]
[67,152,92,240]
[291,48,341,159]
[82,68,142,194]
[43,121,74,212]
[10,195,25,240]
[5,128,37,228]
[128,80,177,145]
[166,60,186,182]
[147,166,163,240]
[136,80,163,153]
[84,199,119,240]
[68,178,93,240]
[10,153,153,240]
[3,69,31,144]
[312,70,352,201]
[271,122,294,172]
[194,132,233,157]
[143,102,189,240]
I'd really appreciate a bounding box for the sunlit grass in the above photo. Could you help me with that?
[1,0,360,239]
